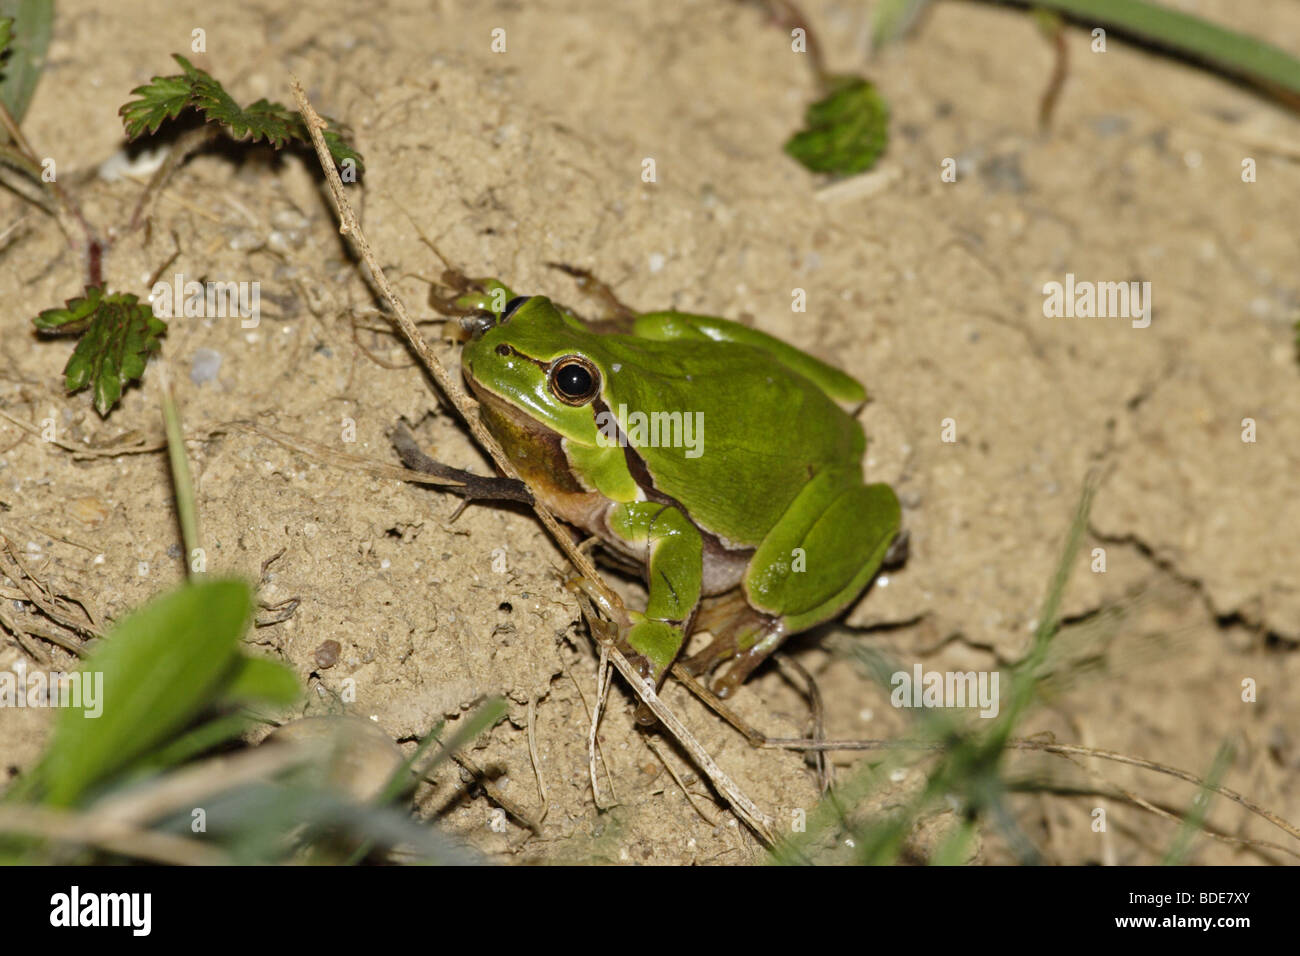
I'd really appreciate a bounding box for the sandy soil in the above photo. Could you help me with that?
[1,0,1298,864]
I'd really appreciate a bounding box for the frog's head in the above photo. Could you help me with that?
[461,295,606,450]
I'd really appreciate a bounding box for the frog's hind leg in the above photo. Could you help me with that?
[682,591,787,699]
[699,476,900,697]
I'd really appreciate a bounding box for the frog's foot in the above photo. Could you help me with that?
[682,594,786,699]
[545,262,637,323]
[711,629,786,699]
[427,271,511,320]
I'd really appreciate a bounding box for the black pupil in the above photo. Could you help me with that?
[555,363,594,399]
[503,296,530,317]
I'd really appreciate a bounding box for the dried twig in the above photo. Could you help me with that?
[589,644,613,810]
[291,80,776,845]
[0,804,229,865]
[447,751,541,834]
[526,696,549,825]
[755,734,1300,846]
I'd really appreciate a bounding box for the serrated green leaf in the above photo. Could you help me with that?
[119,53,365,173]
[203,95,297,147]
[318,123,365,172]
[33,286,167,416]
[0,1,53,128]
[32,284,103,332]
[118,72,194,138]
[219,656,301,708]
[0,17,11,56]
[785,76,889,176]
[41,578,255,807]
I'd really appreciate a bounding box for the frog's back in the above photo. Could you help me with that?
[594,334,866,547]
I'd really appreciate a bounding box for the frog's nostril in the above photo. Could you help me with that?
[495,344,511,357]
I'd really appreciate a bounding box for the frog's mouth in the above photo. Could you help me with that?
[463,369,591,501]
[462,367,563,451]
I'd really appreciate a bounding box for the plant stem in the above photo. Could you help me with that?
[0,97,104,286]
[157,361,202,577]
[128,125,220,232]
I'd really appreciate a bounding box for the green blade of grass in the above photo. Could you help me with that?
[872,0,933,49]
[343,697,507,865]
[995,0,1300,100]
[40,577,254,806]
[217,656,301,709]
[0,0,53,127]
[1163,741,1234,864]
[157,361,200,570]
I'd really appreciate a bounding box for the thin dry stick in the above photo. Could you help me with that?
[1006,740,1300,845]
[774,654,830,794]
[526,696,549,824]
[1038,746,1300,863]
[0,603,51,664]
[218,419,480,490]
[559,653,617,801]
[645,735,721,828]
[0,100,101,283]
[589,645,613,810]
[291,79,775,845]
[756,735,1300,846]
[447,751,541,834]
[0,407,163,458]
[671,664,765,746]
[0,538,98,640]
[90,742,314,826]
[0,805,230,866]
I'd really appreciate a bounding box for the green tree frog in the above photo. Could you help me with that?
[430,273,901,705]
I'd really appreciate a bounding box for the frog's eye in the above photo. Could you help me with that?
[549,356,600,405]
[502,296,531,320]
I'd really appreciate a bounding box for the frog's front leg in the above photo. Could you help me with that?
[604,501,703,716]
[428,273,518,319]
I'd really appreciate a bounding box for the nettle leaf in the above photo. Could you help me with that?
[785,76,889,176]
[120,53,364,173]
[117,69,192,136]
[33,286,166,416]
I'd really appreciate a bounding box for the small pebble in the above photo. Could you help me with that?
[190,348,223,385]
[314,639,341,669]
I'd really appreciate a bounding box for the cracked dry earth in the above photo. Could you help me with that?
[1,0,1298,864]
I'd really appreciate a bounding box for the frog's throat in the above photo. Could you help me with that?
[466,376,754,596]
[466,376,610,530]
